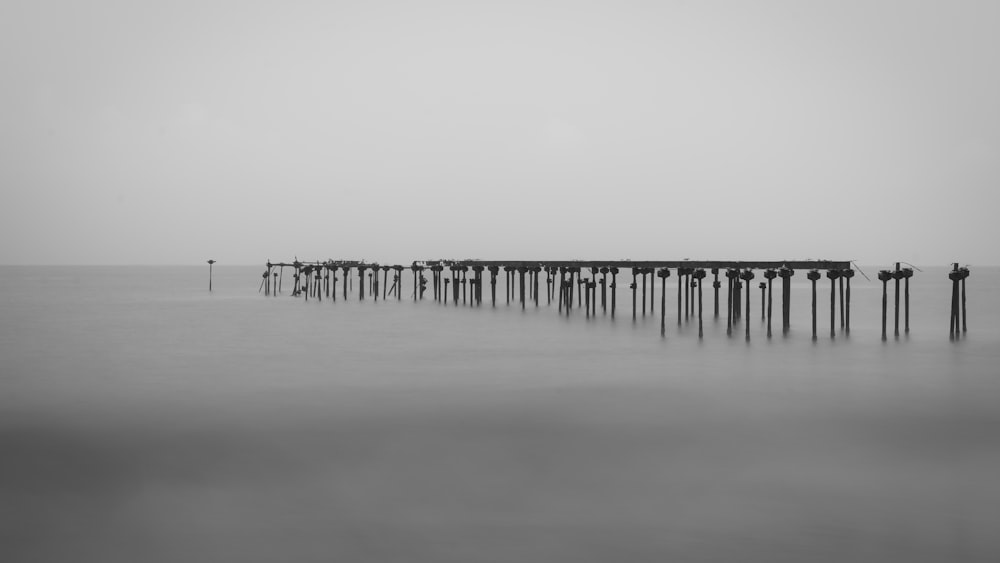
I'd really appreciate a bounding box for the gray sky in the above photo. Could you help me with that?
[2,0,998,266]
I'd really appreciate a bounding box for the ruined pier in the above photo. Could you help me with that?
[252,259,969,340]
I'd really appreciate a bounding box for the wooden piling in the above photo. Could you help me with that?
[893,263,901,338]
[741,270,754,341]
[693,269,706,338]
[632,269,638,321]
[764,269,776,338]
[207,260,215,292]
[838,275,845,329]
[610,267,618,319]
[843,269,854,334]
[902,268,913,333]
[759,282,766,321]
[677,268,686,326]
[779,267,794,335]
[879,269,892,340]
[711,268,720,319]
[807,270,820,340]
[641,268,648,317]
[826,270,840,339]
[657,268,669,336]
[684,268,690,322]
[725,270,735,337]
[961,267,969,333]
[558,268,565,313]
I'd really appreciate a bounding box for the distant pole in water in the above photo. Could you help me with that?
[879,269,892,340]
[207,260,216,291]
[807,270,821,340]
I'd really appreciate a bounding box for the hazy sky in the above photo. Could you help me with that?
[2,0,998,265]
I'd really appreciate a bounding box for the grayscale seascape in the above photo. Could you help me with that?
[4,0,1000,560]
[2,265,999,562]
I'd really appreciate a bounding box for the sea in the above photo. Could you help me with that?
[2,264,999,562]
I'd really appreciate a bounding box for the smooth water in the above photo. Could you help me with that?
[2,265,999,562]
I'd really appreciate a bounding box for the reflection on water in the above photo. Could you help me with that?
[1,266,999,562]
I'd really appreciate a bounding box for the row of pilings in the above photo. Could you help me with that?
[256,260,970,339]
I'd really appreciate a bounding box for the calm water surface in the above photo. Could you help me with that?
[2,265,999,562]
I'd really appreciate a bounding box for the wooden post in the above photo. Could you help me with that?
[600,268,608,313]
[779,267,794,335]
[764,269,776,338]
[759,282,766,320]
[733,278,742,321]
[711,268,720,319]
[902,268,913,333]
[879,269,892,340]
[741,270,754,341]
[632,269,638,321]
[693,269,705,338]
[826,270,840,339]
[575,268,582,309]
[807,270,821,340]
[726,269,734,336]
[684,269,690,322]
[558,268,565,314]
[843,269,854,334]
[207,260,216,292]
[641,268,648,316]
[610,267,618,319]
[657,268,670,336]
[839,275,845,329]
[893,262,901,338]
[677,268,684,326]
[948,264,961,338]
[535,267,542,307]
[519,267,526,310]
[961,267,969,333]
[358,267,365,301]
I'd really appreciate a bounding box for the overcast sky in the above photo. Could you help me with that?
[2,0,997,266]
